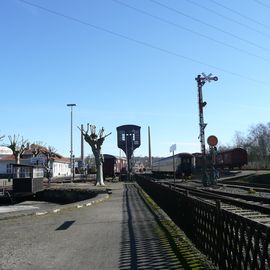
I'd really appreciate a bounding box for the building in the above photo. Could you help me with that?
[133,161,145,173]
[0,147,70,178]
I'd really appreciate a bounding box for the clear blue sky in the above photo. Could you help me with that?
[1,0,270,158]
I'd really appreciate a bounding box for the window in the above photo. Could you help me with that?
[6,164,12,174]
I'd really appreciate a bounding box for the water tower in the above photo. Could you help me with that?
[116,125,141,172]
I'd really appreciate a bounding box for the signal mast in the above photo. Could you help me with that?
[195,73,218,186]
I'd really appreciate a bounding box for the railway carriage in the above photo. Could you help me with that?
[152,153,193,178]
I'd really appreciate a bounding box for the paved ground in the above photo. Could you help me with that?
[0,182,210,270]
[0,181,111,220]
[0,201,59,214]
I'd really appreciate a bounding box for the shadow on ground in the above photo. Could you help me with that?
[119,184,184,270]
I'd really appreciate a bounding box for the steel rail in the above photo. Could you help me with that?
[161,181,270,215]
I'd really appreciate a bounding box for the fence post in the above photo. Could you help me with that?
[216,200,221,211]
[215,199,224,267]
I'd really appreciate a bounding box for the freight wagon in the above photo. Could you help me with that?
[194,148,248,170]
[216,148,248,169]
[103,154,127,178]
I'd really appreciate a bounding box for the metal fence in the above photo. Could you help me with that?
[135,175,270,270]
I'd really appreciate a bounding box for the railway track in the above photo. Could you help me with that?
[135,174,270,269]
[158,179,270,227]
[219,177,270,187]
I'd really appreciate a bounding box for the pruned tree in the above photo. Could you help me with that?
[80,124,111,186]
[8,135,28,164]
[30,142,46,157]
[29,143,58,181]
[0,135,4,141]
[44,146,58,180]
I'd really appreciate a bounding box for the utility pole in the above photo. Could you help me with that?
[195,73,218,186]
[67,103,76,182]
[81,124,84,167]
[148,126,152,169]
[170,144,176,188]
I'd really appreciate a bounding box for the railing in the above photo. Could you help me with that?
[135,175,270,270]
[13,167,32,179]
[0,180,6,196]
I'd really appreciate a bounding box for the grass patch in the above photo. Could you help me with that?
[136,184,217,270]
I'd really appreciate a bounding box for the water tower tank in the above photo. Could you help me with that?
[116,125,141,172]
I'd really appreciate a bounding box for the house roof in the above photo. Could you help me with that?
[0,154,70,163]
[0,155,15,161]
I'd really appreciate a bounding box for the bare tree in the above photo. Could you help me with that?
[234,131,247,148]
[29,143,58,181]
[30,142,46,157]
[217,144,231,152]
[248,123,270,168]
[233,123,270,169]
[8,135,28,164]
[44,146,58,180]
[80,124,111,186]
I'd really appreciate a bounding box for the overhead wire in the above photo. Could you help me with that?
[148,0,270,53]
[16,0,270,86]
[253,0,270,9]
[207,0,270,30]
[111,0,270,63]
[183,0,270,38]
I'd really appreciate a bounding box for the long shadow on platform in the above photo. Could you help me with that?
[119,184,183,270]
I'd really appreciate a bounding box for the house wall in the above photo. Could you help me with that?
[0,156,71,178]
[52,162,70,177]
[0,161,12,177]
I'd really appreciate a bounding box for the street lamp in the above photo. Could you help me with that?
[67,103,76,182]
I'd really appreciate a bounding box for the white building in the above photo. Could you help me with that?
[0,149,70,178]
[51,156,70,177]
[133,161,145,173]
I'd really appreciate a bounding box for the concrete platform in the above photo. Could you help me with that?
[0,181,216,269]
[0,182,112,220]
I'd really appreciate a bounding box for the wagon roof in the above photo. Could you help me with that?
[220,147,246,154]
[154,152,193,162]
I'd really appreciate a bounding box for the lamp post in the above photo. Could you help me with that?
[67,103,76,182]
